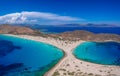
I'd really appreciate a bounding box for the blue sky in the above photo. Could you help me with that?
[0,0,120,25]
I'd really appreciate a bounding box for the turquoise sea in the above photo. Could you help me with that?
[73,42,120,65]
[0,35,64,76]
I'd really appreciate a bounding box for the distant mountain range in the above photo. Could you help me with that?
[12,23,119,27]
[1,23,119,27]
[55,23,119,27]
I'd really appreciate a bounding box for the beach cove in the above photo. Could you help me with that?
[0,35,64,76]
[73,41,120,65]
[1,34,120,76]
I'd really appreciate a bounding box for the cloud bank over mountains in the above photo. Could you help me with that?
[0,11,83,24]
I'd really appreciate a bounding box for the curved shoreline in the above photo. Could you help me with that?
[2,34,66,76]
[4,34,120,76]
[73,41,120,66]
[44,50,67,76]
[0,34,65,76]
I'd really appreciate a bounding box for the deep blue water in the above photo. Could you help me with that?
[0,35,64,76]
[73,42,120,65]
[29,26,120,35]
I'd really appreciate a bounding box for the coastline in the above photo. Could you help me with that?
[44,51,67,76]
[4,34,120,76]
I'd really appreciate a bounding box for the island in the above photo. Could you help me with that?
[0,24,120,76]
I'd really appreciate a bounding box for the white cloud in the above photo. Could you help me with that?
[0,11,84,24]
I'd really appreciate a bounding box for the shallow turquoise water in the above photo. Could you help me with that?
[73,42,120,65]
[0,35,64,76]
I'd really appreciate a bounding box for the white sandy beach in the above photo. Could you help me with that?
[5,34,120,76]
